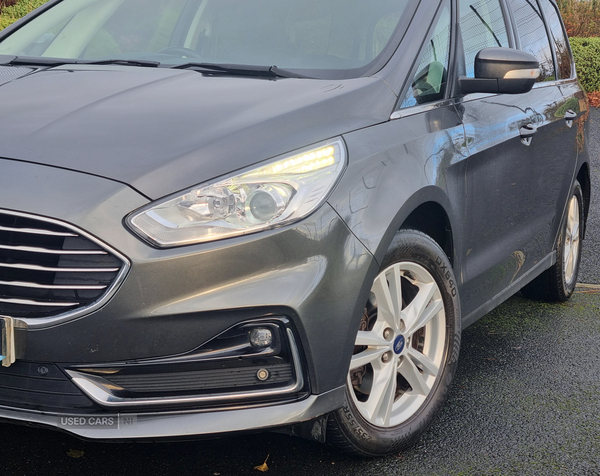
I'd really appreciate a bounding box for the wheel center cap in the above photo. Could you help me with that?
[393,335,405,354]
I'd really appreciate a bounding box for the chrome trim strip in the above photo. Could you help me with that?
[0,387,346,440]
[393,78,576,121]
[0,262,120,273]
[0,244,106,255]
[0,209,131,329]
[0,280,106,290]
[390,99,457,120]
[66,328,305,408]
[0,225,77,237]
[0,297,78,307]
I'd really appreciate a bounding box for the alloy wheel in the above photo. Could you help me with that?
[348,261,447,428]
[563,194,581,286]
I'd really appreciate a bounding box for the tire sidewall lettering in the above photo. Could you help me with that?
[435,255,457,297]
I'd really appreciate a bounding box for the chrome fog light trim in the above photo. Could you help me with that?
[66,328,305,408]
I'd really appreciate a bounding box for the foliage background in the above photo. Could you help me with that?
[0,0,46,30]
[558,0,600,37]
[570,37,600,92]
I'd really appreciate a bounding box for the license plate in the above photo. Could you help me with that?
[0,316,26,368]
[0,316,15,367]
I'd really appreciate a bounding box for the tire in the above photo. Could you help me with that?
[327,230,461,457]
[521,181,583,302]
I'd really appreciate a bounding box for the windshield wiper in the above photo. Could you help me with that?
[81,59,160,67]
[0,55,71,66]
[0,55,303,77]
[170,62,307,78]
[0,56,160,68]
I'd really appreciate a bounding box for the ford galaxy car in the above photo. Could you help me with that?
[0,0,589,456]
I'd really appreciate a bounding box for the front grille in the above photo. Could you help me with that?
[0,210,126,319]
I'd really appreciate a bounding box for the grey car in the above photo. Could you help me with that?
[0,0,590,456]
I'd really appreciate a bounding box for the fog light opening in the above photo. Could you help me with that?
[66,319,306,407]
[249,327,274,348]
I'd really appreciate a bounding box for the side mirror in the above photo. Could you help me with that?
[458,47,540,95]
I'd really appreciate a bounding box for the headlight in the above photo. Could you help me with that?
[127,138,346,247]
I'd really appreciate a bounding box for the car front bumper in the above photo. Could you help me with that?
[0,159,375,437]
[0,386,345,440]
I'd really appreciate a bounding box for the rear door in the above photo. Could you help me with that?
[540,0,587,184]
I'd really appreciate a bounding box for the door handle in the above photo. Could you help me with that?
[564,109,577,128]
[520,123,537,146]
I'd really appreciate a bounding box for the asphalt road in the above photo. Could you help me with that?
[2,110,600,476]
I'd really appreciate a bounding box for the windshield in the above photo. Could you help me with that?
[0,0,413,78]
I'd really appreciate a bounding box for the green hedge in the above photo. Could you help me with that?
[0,0,46,30]
[570,37,600,93]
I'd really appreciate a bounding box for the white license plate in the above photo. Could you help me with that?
[0,316,15,367]
[0,317,27,368]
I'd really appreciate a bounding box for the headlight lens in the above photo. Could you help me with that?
[127,138,346,247]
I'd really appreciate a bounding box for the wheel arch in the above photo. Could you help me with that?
[373,186,456,268]
[400,202,454,266]
[337,188,458,401]
[576,162,590,239]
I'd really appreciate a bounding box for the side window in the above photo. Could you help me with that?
[506,0,555,82]
[400,3,451,108]
[540,0,572,79]
[459,0,510,77]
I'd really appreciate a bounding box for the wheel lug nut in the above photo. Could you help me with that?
[381,351,392,363]
[383,328,393,340]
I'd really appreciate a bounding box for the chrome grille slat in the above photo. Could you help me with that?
[0,210,127,319]
[0,244,107,255]
[0,280,107,290]
[0,263,119,273]
[0,225,77,237]
[0,298,79,307]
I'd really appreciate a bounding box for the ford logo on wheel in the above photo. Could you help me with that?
[393,335,405,354]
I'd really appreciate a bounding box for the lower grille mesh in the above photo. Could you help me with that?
[0,211,126,318]
[0,361,98,413]
[106,363,295,394]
